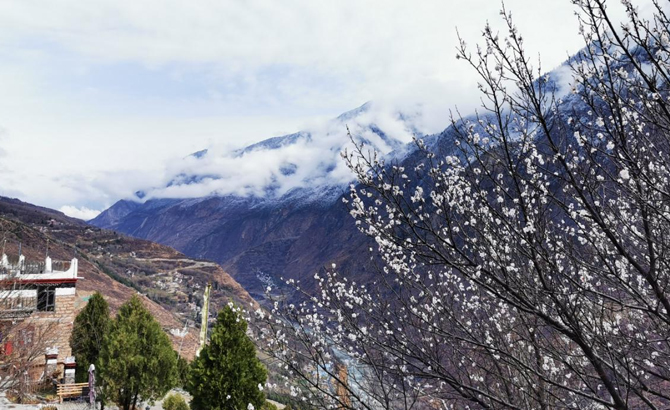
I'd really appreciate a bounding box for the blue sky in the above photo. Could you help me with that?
[0,0,631,219]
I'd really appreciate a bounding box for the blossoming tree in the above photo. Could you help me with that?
[257,1,670,408]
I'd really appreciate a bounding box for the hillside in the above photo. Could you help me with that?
[89,62,575,303]
[89,114,476,300]
[90,102,420,298]
[0,196,256,359]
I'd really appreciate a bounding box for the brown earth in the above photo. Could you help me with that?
[0,196,257,360]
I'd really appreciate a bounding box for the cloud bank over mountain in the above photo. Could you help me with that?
[58,205,102,220]
[127,101,434,202]
[0,0,634,218]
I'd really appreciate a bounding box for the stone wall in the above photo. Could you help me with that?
[35,293,76,357]
[22,293,77,380]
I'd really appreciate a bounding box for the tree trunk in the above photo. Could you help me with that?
[121,388,131,410]
[132,390,139,410]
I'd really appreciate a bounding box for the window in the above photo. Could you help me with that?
[37,286,55,312]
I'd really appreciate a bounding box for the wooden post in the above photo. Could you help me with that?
[334,363,351,409]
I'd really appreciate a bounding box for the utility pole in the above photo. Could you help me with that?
[196,283,212,357]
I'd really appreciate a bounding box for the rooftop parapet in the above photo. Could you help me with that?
[0,254,78,283]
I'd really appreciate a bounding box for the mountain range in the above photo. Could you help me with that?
[90,102,425,299]
[90,62,575,301]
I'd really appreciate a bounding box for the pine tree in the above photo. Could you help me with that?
[99,295,177,410]
[187,304,267,410]
[70,292,110,383]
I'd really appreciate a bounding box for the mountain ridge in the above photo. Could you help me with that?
[91,56,579,302]
[0,196,255,359]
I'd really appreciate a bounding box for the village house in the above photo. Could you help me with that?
[0,253,79,383]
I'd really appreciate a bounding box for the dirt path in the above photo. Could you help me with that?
[134,257,219,269]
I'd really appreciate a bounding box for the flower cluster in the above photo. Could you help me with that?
[253,1,670,409]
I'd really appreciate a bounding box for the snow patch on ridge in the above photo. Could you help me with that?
[126,101,429,205]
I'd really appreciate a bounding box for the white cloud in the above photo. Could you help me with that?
[0,0,597,112]
[139,101,418,201]
[0,0,638,211]
[59,205,101,221]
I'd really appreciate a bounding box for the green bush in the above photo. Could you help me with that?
[163,393,189,410]
[261,402,278,410]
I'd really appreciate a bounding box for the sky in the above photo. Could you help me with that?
[0,0,631,219]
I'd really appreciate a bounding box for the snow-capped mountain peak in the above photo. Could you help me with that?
[127,101,428,206]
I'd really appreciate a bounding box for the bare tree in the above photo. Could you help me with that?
[0,228,71,402]
[255,1,670,409]
[0,319,60,403]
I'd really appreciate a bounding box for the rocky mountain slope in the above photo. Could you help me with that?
[90,62,576,301]
[96,193,377,299]
[91,102,423,298]
[0,196,255,359]
[89,108,494,300]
